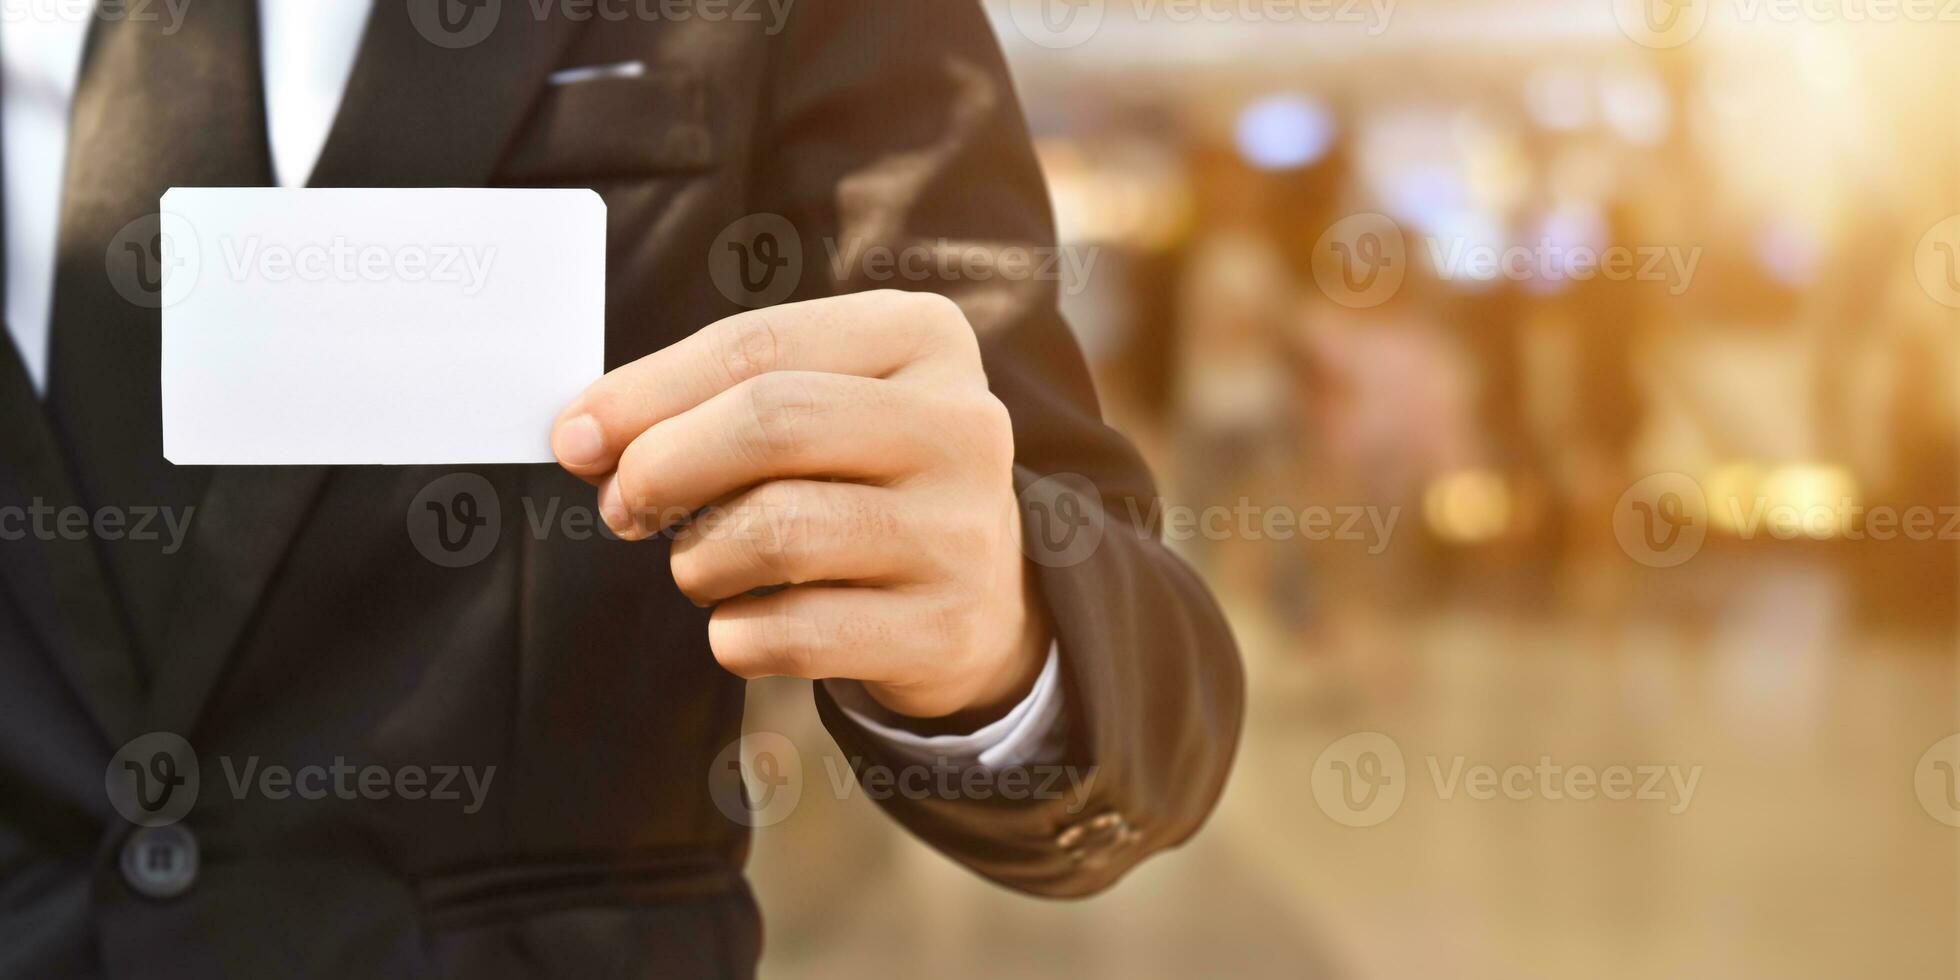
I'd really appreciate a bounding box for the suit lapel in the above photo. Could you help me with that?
[145,2,589,737]
[0,334,142,744]
[308,0,590,189]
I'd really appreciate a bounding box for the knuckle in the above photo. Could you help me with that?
[904,289,959,321]
[743,374,821,459]
[718,313,782,383]
[941,388,1015,469]
[742,509,801,578]
[880,290,977,366]
[735,483,799,540]
[897,288,959,321]
[972,391,1015,456]
[915,292,981,357]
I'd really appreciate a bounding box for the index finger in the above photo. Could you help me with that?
[551,290,978,481]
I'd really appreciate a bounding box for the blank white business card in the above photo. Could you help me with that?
[161,187,605,465]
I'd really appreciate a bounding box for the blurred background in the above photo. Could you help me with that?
[745,2,1959,976]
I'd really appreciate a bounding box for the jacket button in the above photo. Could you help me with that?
[1054,809,1138,869]
[119,825,199,899]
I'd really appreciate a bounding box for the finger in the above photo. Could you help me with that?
[553,290,979,480]
[599,371,969,540]
[707,585,945,686]
[670,481,923,606]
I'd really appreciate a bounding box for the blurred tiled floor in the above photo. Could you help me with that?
[743,560,1958,979]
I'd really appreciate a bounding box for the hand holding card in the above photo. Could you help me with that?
[161,188,605,465]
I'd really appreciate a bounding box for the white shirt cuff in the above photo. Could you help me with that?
[824,642,1065,770]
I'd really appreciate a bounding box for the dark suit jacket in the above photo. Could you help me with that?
[0,3,1244,977]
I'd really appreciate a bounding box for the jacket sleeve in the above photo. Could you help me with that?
[755,0,1246,898]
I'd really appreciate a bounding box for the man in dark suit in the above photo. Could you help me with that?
[0,2,1243,976]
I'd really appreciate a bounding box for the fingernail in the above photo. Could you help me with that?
[599,483,635,539]
[554,414,606,468]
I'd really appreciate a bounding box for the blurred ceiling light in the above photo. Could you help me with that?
[1360,109,1462,220]
[1423,469,1512,545]
[1421,208,1507,289]
[1037,137,1195,248]
[1599,69,1670,147]
[1705,461,1859,541]
[1234,94,1335,171]
[1388,166,1460,224]
[1759,463,1858,541]
[1046,167,1190,250]
[1524,66,1593,132]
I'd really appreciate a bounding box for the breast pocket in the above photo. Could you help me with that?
[500,67,717,183]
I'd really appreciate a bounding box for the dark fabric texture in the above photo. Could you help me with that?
[0,3,1245,977]
[45,0,273,671]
